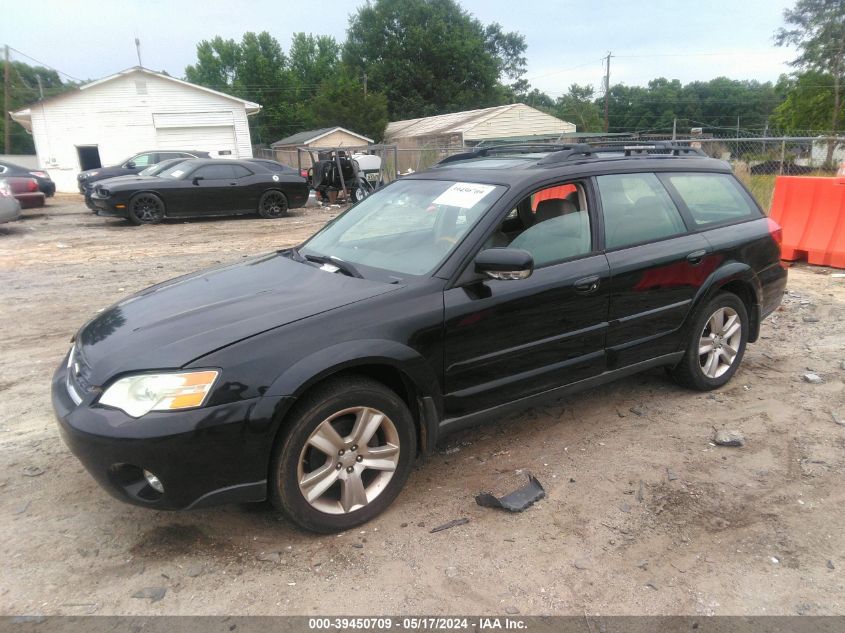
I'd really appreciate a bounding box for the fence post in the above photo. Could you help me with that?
[779,140,786,175]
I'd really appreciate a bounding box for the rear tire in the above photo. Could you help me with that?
[269,376,416,533]
[670,292,748,391]
[128,193,165,225]
[258,190,289,218]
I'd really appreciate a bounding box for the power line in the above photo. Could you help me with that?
[6,46,83,82]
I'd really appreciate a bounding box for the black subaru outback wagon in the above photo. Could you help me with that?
[52,143,787,532]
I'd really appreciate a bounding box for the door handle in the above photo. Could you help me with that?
[686,249,707,265]
[574,275,600,294]
[229,182,238,186]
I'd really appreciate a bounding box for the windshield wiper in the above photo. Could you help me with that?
[304,253,364,279]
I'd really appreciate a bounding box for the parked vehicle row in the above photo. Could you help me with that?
[52,142,787,532]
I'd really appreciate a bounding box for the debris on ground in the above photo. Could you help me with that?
[713,429,745,447]
[475,475,546,512]
[803,373,823,384]
[131,587,166,603]
[256,551,282,563]
[430,518,469,533]
[802,315,820,323]
[831,411,844,426]
[667,468,678,481]
[573,557,592,570]
[21,466,44,477]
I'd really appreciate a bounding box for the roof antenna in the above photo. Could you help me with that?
[134,37,143,67]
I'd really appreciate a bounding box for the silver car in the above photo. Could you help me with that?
[0,180,22,224]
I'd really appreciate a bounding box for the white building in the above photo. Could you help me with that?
[10,67,260,192]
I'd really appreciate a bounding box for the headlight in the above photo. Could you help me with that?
[87,171,99,178]
[99,370,219,418]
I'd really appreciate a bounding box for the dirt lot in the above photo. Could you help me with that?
[0,195,843,617]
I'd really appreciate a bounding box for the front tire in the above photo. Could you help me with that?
[258,190,289,218]
[670,292,748,390]
[128,193,165,225]
[269,376,416,533]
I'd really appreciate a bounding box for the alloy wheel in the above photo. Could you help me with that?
[698,306,742,379]
[132,195,163,222]
[261,192,287,217]
[297,406,400,515]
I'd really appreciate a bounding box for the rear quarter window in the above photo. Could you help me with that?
[663,173,761,227]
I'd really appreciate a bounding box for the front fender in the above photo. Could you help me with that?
[266,339,443,409]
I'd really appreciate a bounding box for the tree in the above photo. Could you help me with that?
[186,32,299,144]
[2,61,75,154]
[776,0,845,163]
[771,71,840,132]
[555,84,603,132]
[310,70,389,142]
[343,0,527,119]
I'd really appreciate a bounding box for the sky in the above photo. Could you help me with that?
[5,0,797,96]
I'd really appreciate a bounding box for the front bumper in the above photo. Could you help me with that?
[51,356,294,510]
[90,195,127,217]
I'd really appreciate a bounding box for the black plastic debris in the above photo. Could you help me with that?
[475,474,546,512]
[430,518,470,533]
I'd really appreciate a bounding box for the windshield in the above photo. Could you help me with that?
[139,160,183,176]
[301,179,505,276]
[157,163,192,179]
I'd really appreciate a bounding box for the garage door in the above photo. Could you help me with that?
[155,126,238,158]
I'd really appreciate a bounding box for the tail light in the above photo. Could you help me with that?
[300,169,308,178]
[767,217,783,246]
[27,179,39,192]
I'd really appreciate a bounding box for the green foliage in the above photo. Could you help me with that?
[554,84,603,132]
[603,77,780,133]
[775,0,845,162]
[310,70,389,142]
[2,61,77,154]
[343,0,527,119]
[771,71,840,132]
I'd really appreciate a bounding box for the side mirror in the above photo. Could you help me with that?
[192,175,204,185]
[474,248,534,280]
[125,161,136,169]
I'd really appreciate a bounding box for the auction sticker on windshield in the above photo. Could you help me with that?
[433,182,497,208]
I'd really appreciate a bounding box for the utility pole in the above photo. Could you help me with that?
[4,45,10,155]
[36,74,43,100]
[135,37,143,67]
[363,73,367,100]
[603,52,612,133]
[672,117,677,141]
[736,116,740,140]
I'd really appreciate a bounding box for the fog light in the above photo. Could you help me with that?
[143,469,164,493]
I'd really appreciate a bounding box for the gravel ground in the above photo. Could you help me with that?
[0,195,843,616]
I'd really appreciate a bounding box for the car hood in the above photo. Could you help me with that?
[76,252,401,384]
[80,166,134,181]
[96,174,158,187]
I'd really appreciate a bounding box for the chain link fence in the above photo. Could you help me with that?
[254,135,845,212]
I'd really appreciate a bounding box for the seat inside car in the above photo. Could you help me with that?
[510,197,590,266]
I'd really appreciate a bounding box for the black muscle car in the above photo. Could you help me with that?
[89,159,309,224]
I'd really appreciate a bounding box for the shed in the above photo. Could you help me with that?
[10,67,260,192]
[270,127,373,167]
[385,103,576,171]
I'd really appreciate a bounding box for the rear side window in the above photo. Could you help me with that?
[193,164,235,179]
[663,173,760,227]
[597,173,687,249]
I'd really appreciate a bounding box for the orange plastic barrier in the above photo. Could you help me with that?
[531,184,577,211]
[769,176,845,268]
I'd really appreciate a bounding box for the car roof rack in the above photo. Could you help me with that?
[437,141,705,167]
[437,143,593,165]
